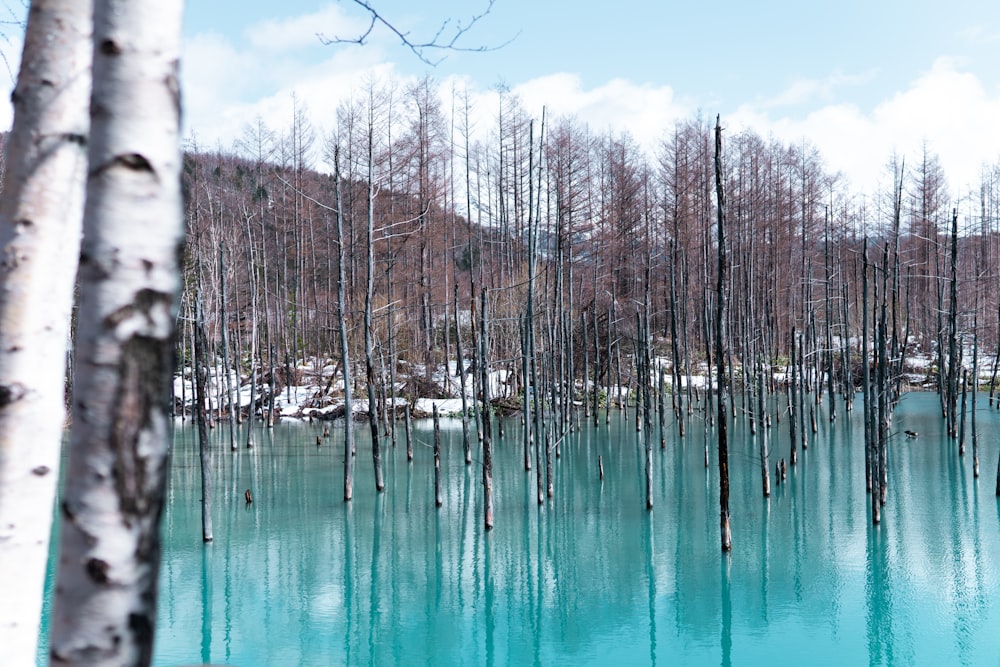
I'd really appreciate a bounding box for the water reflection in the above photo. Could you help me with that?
[148,394,1000,666]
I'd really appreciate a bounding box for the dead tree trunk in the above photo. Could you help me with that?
[758,363,771,497]
[194,291,214,543]
[947,208,960,438]
[593,307,601,428]
[364,121,384,493]
[862,240,872,494]
[520,318,533,471]
[405,404,414,462]
[244,214,258,448]
[333,146,355,501]
[640,314,654,510]
[714,116,732,552]
[972,317,980,477]
[455,284,472,464]
[824,207,837,422]
[220,245,238,450]
[480,289,494,530]
[582,310,591,419]
[790,327,799,466]
[959,368,968,456]
[434,404,443,507]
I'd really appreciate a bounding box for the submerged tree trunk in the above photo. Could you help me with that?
[480,289,494,530]
[193,291,214,543]
[972,319,980,477]
[364,122,384,494]
[455,285,472,464]
[220,246,238,450]
[50,1,185,661]
[714,116,732,552]
[333,147,355,502]
[0,0,92,659]
[790,327,799,466]
[581,309,591,420]
[520,318,532,472]
[757,365,771,497]
[640,315,654,510]
[946,209,960,438]
[433,404,443,507]
[244,215,259,449]
[959,368,968,456]
[593,307,601,428]
[861,240,872,494]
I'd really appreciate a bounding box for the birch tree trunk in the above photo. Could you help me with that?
[0,2,92,660]
[50,0,184,662]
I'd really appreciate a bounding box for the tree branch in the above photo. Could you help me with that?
[317,0,515,66]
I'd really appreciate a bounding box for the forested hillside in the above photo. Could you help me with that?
[179,79,1000,423]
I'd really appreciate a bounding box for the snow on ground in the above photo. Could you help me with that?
[174,359,509,422]
[175,345,998,425]
[413,398,466,417]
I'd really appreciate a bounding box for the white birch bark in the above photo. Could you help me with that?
[49,0,184,663]
[0,1,92,662]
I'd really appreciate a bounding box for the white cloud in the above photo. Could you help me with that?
[731,58,1000,196]
[227,57,404,147]
[181,6,1000,202]
[758,69,878,109]
[182,11,399,154]
[245,4,371,53]
[512,75,688,151]
[960,25,1000,44]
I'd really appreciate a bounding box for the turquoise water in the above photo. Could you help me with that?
[110,394,1000,664]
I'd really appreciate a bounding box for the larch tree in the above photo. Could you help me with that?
[49,0,185,663]
[0,1,92,661]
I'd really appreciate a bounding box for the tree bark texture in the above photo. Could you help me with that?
[50,1,184,662]
[0,1,92,660]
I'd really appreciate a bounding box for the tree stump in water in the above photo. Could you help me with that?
[433,404,443,508]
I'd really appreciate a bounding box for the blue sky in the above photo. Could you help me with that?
[4,1,1000,194]
[183,0,999,112]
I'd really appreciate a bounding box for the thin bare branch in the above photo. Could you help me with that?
[316,0,516,66]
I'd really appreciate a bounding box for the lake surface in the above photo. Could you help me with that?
[133,394,1000,665]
